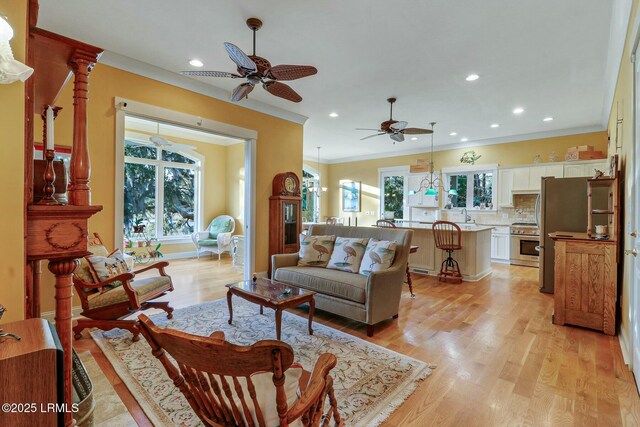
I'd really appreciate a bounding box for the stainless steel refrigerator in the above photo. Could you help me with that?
[537,177,590,293]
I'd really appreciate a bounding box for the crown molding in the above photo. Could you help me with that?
[99,51,309,126]
[321,125,605,164]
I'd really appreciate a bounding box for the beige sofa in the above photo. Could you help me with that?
[271,224,413,337]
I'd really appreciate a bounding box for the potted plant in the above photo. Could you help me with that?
[147,243,163,259]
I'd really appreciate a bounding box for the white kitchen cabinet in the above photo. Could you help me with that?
[545,164,564,178]
[491,226,510,263]
[512,168,530,191]
[563,161,608,178]
[498,169,514,208]
[564,163,586,177]
[528,166,546,191]
[406,173,439,207]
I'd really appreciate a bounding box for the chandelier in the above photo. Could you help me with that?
[408,122,440,196]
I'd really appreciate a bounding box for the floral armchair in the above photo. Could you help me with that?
[191,215,236,259]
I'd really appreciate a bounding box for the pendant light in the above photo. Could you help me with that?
[424,122,439,196]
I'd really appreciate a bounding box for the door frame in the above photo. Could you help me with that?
[114,98,257,280]
[378,166,409,220]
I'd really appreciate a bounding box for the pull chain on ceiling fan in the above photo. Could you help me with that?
[180,18,317,103]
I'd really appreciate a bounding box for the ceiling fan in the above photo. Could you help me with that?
[357,98,433,143]
[147,123,195,151]
[180,18,317,103]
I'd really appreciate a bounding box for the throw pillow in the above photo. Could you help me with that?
[327,237,369,273]
[359,239,398,276]
[209,218,232,239]
[76,243,110,284]
[87,249,131,283]
[298,234,336,267]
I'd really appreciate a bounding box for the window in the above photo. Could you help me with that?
[124,140,200,240]
[447,170,495,209]
[302,170,319,222]
[383,175,405,219]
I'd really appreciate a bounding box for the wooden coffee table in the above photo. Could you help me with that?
[225,278,316,340]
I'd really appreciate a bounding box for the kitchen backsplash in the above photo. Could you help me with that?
[439,194,538,225]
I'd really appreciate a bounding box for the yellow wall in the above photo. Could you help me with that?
[607,0,639,346]
[326,131,608,226]
[35,63,301,313]
[0,0,26,323]
[226,142,245,235]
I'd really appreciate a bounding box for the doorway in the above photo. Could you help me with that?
[114,98,257,280]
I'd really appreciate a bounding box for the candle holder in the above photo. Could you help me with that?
[36,149,61,205]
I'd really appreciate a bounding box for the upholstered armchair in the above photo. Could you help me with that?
[191,214,235,259]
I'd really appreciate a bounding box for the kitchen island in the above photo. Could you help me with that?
[396,222,493,281]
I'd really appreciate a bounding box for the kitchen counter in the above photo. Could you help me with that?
[398,223,492,281]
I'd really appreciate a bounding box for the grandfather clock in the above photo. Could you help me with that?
[269,172,302,276]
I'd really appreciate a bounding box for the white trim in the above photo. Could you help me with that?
[322,125,604,164]
[378,166,410,220]
[602,0,633,126]
[620,328,632,365]
[244,139,257,280]
[441,164,498,174]
[101,51,308,125]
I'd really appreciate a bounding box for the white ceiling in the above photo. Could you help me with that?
[38,0,615,162]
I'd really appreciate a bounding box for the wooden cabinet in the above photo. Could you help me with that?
[497,169,514,207]
[551,236,617,335]
[491,226,510,263]
[0,319,63,427]
[269,172,302,276]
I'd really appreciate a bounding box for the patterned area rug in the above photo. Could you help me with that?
[91,298,434,426]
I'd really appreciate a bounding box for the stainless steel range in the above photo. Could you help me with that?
[510,222,540,267]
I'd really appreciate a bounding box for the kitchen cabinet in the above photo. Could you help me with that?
[491,226,510,263]
[407,173,438,207]
[497,169,514,208]
[563,161,608,178]
[512,168,530,191]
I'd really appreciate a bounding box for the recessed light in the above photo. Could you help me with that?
[513,107,525,115]
[449,132,457,136]
[189,59,204,67]
[543,117,554,122]
[461,137,468,142]
[329,112,339,118]
[411,137,418,141]
[490,124,499,128]
[465,74,480,81]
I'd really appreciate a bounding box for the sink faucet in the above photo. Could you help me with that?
[461,208,471,223]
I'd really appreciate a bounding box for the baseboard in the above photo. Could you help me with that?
[619,328,632,366]
[41,306,84,323]
[491,259,511,265]
[162,251,197,260]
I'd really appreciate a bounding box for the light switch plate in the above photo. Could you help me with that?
[502,213,509,219]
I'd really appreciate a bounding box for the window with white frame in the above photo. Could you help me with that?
[445,168,496,209]
[302,169,320,222]
[123,139,201,240]
[379,167,409,220]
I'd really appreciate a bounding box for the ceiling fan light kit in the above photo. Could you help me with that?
[179,18,317,103]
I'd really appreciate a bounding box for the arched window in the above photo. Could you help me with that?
[123,139,201,240]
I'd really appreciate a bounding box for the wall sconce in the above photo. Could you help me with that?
[0,16,34,84]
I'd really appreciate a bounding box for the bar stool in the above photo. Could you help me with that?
[432,220,463,284]
[375,220,418,297]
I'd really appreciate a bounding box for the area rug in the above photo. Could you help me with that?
[91,298,434,427]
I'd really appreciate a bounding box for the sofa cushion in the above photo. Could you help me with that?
[274,266,367,304]
[88,276,172,309]
[327,237,369,273]
[198,239,219,247]
[298,234,335,267]
[359,239,397,276]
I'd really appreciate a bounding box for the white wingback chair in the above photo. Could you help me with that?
[191,215,236,259]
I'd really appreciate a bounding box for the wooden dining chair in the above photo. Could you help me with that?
[432,221,463,284]
[374,219,418,297]
[138,315,343,427]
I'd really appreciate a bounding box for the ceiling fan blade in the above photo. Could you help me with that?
[355,128,383,131]
[263,81,303,103]
[390,133,405,142]
[390,121,408,131]
[402,127,434,135]
[360,133,386,140]
[224,42,257,73]
[266,65,318,81]
[179,70,243,78]
[231,83,254,102]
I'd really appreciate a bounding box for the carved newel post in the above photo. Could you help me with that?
[48,258,80,427]
[69,54,94,206]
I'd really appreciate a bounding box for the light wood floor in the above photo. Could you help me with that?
[75,257,640,426]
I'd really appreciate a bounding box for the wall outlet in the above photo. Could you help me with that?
[502,213,509,219]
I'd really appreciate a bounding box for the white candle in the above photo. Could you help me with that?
[46,106,54,150]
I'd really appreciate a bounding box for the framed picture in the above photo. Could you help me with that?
[342,180,361,212]
[608,154,618,178]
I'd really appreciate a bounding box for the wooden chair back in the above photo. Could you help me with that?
[433,221,462,251]
[375,219,396,228]
[139,314,297,427]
